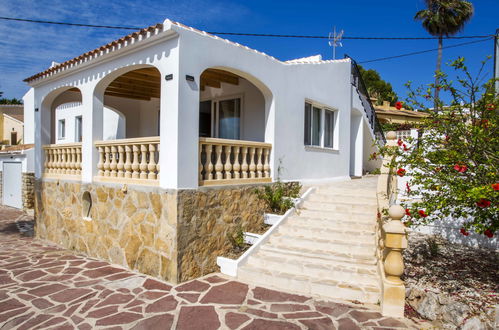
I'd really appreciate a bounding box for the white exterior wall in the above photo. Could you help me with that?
[24,20,380,189]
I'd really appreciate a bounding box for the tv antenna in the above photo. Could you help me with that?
[329,27,344,60]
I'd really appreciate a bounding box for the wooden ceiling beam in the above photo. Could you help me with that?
[104,91,151,101]
[122,72,161,83]
[108,82,161,93]
[106,87,160,99]
[200,77,221,89]
[201,71,239,85]
[113,77,161,89]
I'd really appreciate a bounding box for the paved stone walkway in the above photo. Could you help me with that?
[0,206,424,329]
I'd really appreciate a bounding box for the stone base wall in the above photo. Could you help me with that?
[0,171,2,204]
[35,180,178,282]
[22,172,35,210]
[35,179,267,284]
[177,185,266,281]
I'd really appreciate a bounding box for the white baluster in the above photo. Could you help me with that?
[215,145,223,180]
[117,145,125,178]
[104,146,111,177]
[148,143,157,180]
[124,145,132,178]
[263,148,270,178]
[249,147,256,179]
[76,147,82,175]
[132,145,140,179]
[233,146,241,179]
[110,146,118,177]
[241,147,248,179]
[199,144,204,182]
[204,144,213,181]
[256,147,263,178]
[139,144,148,180]
[224,145,232,179]
[97,146,104,177]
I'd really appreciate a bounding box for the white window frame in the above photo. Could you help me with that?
[304,100,339,150]
[58,119,66,140]
[200,93,244,139]
[75,116,82,142]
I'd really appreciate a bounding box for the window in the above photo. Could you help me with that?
[304,101,337,149]
[199,97,242,139]
[58,119,66,139]
[75,116,82,142]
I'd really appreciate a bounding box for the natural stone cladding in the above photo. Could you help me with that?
[35,179,267,284]
[0,171,2,204]
[177,185,266,282]
[22,172,35,210]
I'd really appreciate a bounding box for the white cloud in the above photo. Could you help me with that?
[0,0,250,98]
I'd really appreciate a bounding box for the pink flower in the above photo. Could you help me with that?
[453,164,467,173]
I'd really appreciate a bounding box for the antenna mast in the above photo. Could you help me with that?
[329,26,344,60]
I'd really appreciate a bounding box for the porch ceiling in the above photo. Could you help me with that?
[105,68,161,101]
[200,69,239,91]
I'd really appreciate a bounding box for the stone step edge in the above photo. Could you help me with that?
[270,233,376,249]
[260,243,377,264]
[254,248,378,271]
[246,255,379,283]
[238,264,381,298]
[277,225,375,238]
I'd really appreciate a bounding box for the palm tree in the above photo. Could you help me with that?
[415,0,474,103]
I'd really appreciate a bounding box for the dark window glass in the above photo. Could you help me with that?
[304,103,311,145]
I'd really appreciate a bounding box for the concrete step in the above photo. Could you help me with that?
[286,216,375,231]
[307,193,377,204]
[267,235,376,259]
[291,210,375,223]
[245,250,379,284]
[277,224,374,242]
[238,264,380,304]
[302,201,377,214]
[259,244,377,267]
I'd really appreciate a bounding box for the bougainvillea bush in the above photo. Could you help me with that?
[378,58,498,238]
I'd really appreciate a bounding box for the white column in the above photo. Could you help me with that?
[81,83,102,183]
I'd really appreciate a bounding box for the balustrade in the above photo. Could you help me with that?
[95,137,160,184]
[43,143,82,178]
[199,138,272,186]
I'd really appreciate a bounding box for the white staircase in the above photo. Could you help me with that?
[238,176,381,304]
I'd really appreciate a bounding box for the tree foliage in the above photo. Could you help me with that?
[378,58,498,238]
[0,98,23,105]
[358,65,398,105]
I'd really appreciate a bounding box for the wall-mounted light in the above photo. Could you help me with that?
[35,107,39,112]
[165,74,173,81]
[186,75,195,82]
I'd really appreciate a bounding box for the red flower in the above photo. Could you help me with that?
[476,199,491,208]
[397,168,406,177]
[453,164,467,173]
[418,210,428,218]
[484,229,494,238]
[405,208,411,216]
[403,144,409,152]
[460,228,470,236]
[406,182,411,193]
[445,135,450,141]
[486,103,495,111]
[395,101,403,110]
[492,183,499,191]
[397,139,403,146]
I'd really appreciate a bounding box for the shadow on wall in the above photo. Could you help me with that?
[413,217,498,250]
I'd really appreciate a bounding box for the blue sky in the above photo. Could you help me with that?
[1,0,498,101]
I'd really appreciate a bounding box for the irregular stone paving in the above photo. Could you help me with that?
[0,206,425,329]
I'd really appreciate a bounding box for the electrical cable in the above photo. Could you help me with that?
[0,16,494,40]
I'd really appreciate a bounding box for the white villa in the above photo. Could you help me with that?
[21,19,405,314]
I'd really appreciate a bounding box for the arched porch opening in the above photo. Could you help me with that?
[197,67,274,186]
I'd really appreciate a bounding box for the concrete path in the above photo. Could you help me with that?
[0,206,421,329]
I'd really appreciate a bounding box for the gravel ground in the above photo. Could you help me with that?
[403,232,498,321]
